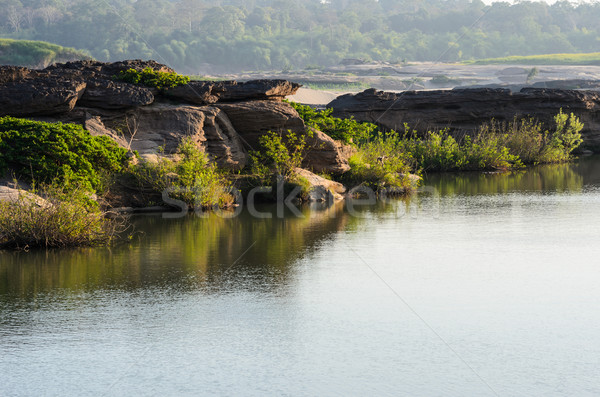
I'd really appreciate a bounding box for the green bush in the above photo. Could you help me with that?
[396,127,522,172]
[480,110,584,164]
[128,138,233,209]
[249,130,308,183]
[0,117,129,192]
[287,101,376,145]
[345,130,416,192]
[0,183,122,250]
[115,67,190,89]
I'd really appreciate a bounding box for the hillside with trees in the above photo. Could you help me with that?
[1,0,600,73]
[0,39,90,67]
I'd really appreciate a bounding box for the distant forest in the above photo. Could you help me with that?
[1,0,600,73]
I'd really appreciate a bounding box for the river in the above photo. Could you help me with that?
[2,157,600,396]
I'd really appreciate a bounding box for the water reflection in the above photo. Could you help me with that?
[1,156,599,299]
[0,203,349,298]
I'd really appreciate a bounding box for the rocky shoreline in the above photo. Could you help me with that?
[1,60,355,209]
[328,87,600,152]
[2,59,598,213]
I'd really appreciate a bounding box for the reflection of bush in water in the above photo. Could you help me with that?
[0,204,349,298]
[425,162,584,196]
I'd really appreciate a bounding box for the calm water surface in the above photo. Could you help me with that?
[2,158,600,396]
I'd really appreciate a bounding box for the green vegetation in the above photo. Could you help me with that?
[481,111,584,165]
[469,53,600,66]
[0,39,90,68]
[248,130,313,199]
[0,184,122,250]
[127,138,233,209]
[115,68,190,89]
[0,117,129,192]
[345,134,415,193]
[289,101,375,145]
[3,0,600,72]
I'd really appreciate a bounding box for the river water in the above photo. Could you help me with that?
[2,157,600,396]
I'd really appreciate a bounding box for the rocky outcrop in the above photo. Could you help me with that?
[294,167,346,202]
[0,66,86,116]
[328,88,600,150]
[162,81,222,105]
[1,59,351,175]
[303,128,351,174]
[78,79,154,109]
[217,80,300,102]
[215,100,307,149]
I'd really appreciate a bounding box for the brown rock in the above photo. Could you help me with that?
[328,88,600,151]
[218,80,301,102]
[88,104,247,169]
[215,100,306,151]
[162,81,221,105]
[303,128,351,174]
[79,78,154,109]
[0,74,86,116]
[294,167,346,202]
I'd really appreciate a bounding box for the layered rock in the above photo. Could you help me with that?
[215,100,306,149]
[1,59,348,174]
[328,88,600,150]
[0,66,86,116]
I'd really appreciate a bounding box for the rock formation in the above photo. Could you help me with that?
[328,88,600,151]
[0,60,351,173]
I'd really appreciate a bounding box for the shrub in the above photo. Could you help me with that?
[0,117,129,192]
[480,110,583,164]
[128,138,233,209]
[287,101,376,144]
[396,127,522,172]
[249,130,308,183]
[345,130,416,192]
[0,184,123,250]
[115,67,190,89]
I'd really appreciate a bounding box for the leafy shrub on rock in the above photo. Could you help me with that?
[116,67,190,89]
[288,101,375,145]
[0,183,123,250]
[0,117,129,192]
[128,137,233,209]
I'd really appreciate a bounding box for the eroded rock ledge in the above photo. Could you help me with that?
[328,88,600,151]
[0,60,351,174]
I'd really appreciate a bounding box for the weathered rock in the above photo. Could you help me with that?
[162,81,221,105]
[89,104,247,169]
[328,88,600,151]
[78,78,154,109]
[216,100,306,150]
[44,59,175,79]
[303,128,351,174]
[218,80,301,102]
[0,74,86,116]
[0,65,33,84]
[294,167,346,202]
[0,186,50,208]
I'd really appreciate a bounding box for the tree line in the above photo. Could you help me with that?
[1,0,599,73]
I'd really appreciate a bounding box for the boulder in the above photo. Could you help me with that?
[216,100,306,150]
[162,81,221,105]
[328,88,600,151]
[0,186,50,208]
[78,78,154,109]
[0,74,86,116]
[79,104,247,169]
[303,128,351,174]
[217,80,301,102]
[294,167,346,202]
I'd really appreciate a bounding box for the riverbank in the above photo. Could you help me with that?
[0,59,590,248]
